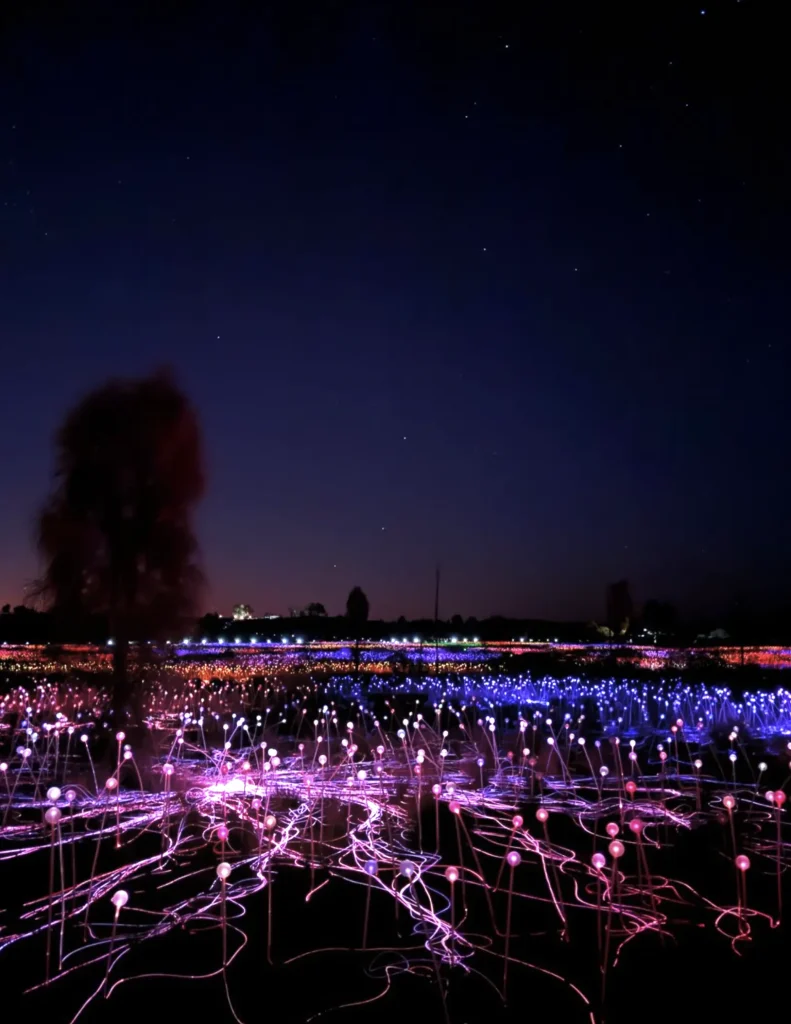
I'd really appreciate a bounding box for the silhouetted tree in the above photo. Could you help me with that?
[1,604,10,615]
[306,602,327,617]
[198,612,223,639]
[35,369,205,729]
[346,586,369,678]
[346,586,369,624]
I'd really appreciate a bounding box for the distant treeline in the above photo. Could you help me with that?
[1,604,789,647]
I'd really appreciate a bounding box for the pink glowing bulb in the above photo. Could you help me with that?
[775,790,787,807]
[591,853,606,871]
[445,866,459,883]
[105,777,117,790]
[506,850,522,868]
[628,818,644,833]
[116,731,125,742]
[723,795,736,810]
[0,763,7,772]
[163,763,174,776]
[606,822,619,838]
[217,862,232,881]
[512,814,523,829]
[432,783,441,796]
[111,890,129,909]
[265,814,276,830]
[608,840,625,859]
[44,806,61,826]
[46,786,61,803]
[448,800,461,815]
[735,855,751,872]
[216,825,229,841]
[65,789,76,803]
[625,780,637,795]
[536,808,549,823]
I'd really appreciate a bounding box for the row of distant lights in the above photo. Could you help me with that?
[107,636,483,647]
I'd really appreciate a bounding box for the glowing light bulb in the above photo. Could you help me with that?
[444,866,459,883]
[735,855,750,872]
[46,786,61,803]
[591,853,606,871]
[512,814,523,829]
[364,859,378,876]
[399,860,417,878]
[506,850,522,868]
[111,890,129,909]
[216,825,229,841]
[217,862,232,881]
[608,840,625,859]
[606,822,619,838]
[723,795,736,810]
[44,806,61,825]
[536,808,549,823]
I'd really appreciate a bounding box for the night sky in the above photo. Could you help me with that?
[1,2,789,622]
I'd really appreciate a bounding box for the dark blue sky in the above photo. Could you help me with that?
[1,2,789,621]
